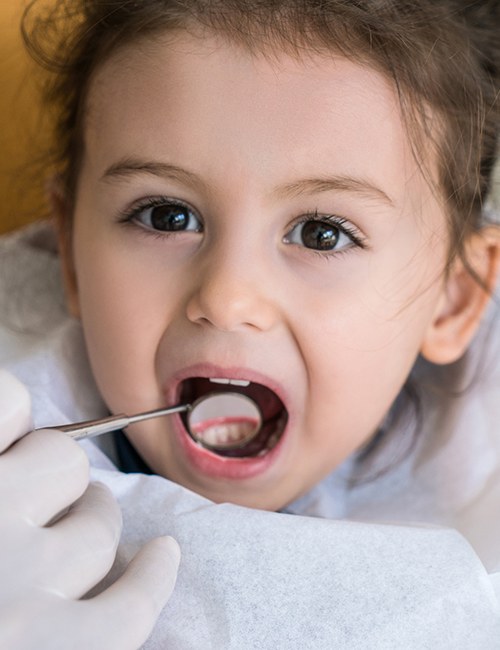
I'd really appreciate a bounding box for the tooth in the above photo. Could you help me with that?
[197,421,256,447]
[203,428,218,445]
[208,377,251,387]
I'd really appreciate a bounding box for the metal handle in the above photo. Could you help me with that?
[36,404,190,440]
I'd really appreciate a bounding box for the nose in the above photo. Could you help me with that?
[185,249,279,333]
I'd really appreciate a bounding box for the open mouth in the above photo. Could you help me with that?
[178,377,288,458]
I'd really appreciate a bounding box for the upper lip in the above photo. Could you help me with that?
[164,363,291,415]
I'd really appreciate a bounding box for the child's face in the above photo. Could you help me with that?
[68,33,450,509]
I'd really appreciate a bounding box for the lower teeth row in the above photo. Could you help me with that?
[195,420,256,447]
[192,410,287,455]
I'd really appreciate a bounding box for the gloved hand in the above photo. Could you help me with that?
[0,370,180,650]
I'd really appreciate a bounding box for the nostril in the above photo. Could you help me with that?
[192,316,214,327]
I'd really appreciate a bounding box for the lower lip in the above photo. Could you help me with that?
[172,414,289,480]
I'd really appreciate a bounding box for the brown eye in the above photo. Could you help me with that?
[151,204,191,231]
[285,217,353,252]
[133,201,202,233]
[300,221,339,250]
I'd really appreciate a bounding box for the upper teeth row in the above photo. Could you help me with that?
[209,378,250,387]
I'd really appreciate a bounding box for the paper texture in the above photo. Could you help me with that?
[85,453,500,649]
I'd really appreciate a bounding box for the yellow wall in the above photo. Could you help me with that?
[0,2,50,234]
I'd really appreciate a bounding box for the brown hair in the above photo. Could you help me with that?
[22,0,500,265]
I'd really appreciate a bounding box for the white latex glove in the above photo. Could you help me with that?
[0,370,180,650]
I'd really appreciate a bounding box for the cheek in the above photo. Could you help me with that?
[72,232,173,408]
[296,244,445,440]
[299,318,419,470]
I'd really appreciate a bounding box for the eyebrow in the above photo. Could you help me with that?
[101,157,394,206]
[274,176,394,206]
[101,158,209,193]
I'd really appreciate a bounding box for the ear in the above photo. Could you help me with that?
[47,177,80,318]
[421,226,500,365]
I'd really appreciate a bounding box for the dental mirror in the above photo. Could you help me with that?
[39,391,262,452]
[187,392,262,451]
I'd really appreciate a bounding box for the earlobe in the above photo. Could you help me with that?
[48,177,80,319]
[421,227,500,365]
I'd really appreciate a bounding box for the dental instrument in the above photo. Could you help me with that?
[35,392,262,451]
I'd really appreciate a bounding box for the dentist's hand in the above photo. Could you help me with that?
[0,370,180,650]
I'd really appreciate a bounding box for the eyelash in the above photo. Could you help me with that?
[117,196,202,240]
[289,211,368,257]
[117,198,368,255]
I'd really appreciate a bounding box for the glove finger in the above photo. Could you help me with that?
[80,536,180,650]
[0,429,89,526]
[0,534,179,650]
[42,482,123,599]
[0,370,32,453]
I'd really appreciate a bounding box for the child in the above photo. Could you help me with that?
[1,0,500,647]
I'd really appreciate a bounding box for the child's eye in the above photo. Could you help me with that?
[284,214,364,253]
[122,199,203,234]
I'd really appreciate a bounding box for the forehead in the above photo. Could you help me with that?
[87,32,400,134]
[82,31,436,212]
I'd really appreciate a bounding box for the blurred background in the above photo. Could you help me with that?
[0,1,51,234]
